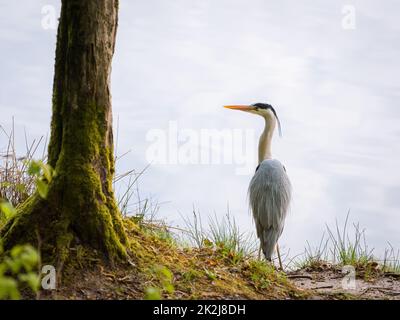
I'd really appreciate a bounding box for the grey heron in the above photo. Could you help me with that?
[224,103,291,268]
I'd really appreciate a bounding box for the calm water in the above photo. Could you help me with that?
[1,1,399,259]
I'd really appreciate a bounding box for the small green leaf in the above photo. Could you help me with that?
[144,287,161,300]
[0,277,20,300]
[10,245,24,257]
[159,266,173,282]
[4,256,21,274]
[0,201,17,219]
[36,179,48,199]
[19,273,40,292]
[164,283,174,294]
[27,161,41,176]
[40,163,53,183]
[9,245,39,273]
[19,247,40,272]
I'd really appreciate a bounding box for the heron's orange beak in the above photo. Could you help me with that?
[223,105,255,111]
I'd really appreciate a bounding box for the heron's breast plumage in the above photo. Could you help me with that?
[248,159,291,235]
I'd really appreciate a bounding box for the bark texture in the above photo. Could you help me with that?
[1,0,127,263]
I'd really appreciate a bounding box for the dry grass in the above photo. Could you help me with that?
[0,121,46,207]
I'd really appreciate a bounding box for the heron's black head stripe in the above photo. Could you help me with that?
[252,103,277,116]
[251,102,283,137]
[252,102,272,110]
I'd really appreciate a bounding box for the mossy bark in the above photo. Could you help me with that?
[1,0,127,264]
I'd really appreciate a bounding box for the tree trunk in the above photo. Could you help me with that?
[1,0,127,264]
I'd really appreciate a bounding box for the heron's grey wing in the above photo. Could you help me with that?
[249,159,291,259]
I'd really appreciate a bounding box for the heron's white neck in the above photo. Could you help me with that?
[258,117,276,163]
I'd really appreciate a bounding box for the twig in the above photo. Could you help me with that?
[384,272,400,278]
[288,274,313,280]
[312,285,334,289]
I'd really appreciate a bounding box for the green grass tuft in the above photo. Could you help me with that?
[182,208,258,264]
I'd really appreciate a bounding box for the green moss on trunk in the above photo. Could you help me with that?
[1,0,127,265]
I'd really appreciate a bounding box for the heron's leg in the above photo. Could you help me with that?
[258,244,262,260]
[276,244,283,270]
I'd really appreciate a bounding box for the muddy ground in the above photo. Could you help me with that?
[288,268,400,299]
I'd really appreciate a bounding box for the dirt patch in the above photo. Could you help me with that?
[288,267,400,300]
